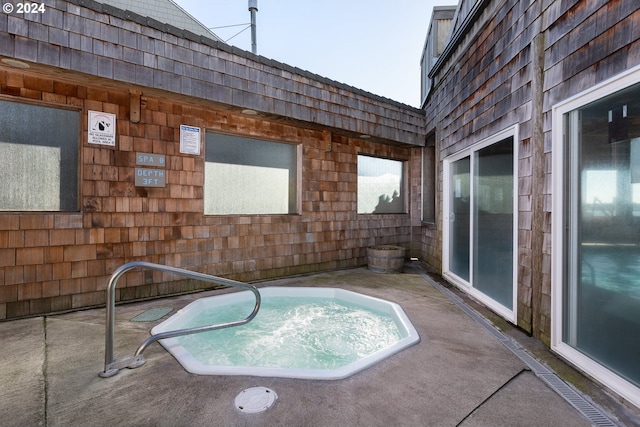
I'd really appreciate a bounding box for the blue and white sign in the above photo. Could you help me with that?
[180,125,201,155]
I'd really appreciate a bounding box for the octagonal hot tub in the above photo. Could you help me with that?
[151,287,420,380]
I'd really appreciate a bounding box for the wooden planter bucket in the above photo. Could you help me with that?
[366,245,406,273]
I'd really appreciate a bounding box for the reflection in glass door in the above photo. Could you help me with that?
[444,131,516,317]
[449,157,470,281]
[564,82,640,388]
[473,139,514,308]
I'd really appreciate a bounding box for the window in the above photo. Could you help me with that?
[443,127,517,321]
[357,155,405,214]
[0,99,79,211]
[204,132,299,215]
[422,135,436,223]
[552,68,640,407]
[420,8,455,103]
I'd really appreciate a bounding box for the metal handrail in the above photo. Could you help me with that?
[99,261,261,378]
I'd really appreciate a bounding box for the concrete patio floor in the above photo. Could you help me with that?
[1,262,637,426]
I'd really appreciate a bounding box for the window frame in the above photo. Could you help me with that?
[442,125,518,322]
[422,133,437,224]
[551,63,640,409]
[203,131,302,216]
[356,154,407,215]
[0,95,81,212]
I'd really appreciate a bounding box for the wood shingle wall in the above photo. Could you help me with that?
[0,0,425,145]
[0,1,423,319]
[422,0,640,343]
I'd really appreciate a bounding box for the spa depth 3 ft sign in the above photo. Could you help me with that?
[135,153,166,188]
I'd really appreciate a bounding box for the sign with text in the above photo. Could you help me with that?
[136,152,165,167]
[135,168,166,187]
[180,125,201,155]
[88,110,116,146]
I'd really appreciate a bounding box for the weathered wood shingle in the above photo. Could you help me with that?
[3,0,425,146]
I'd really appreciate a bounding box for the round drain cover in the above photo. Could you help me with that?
[235,387,277,414]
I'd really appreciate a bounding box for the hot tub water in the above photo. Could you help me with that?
[152,287,420,379]
[176,296,402,370]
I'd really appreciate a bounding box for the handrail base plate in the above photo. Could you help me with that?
[100,355,145,377]
[99,368,119,378]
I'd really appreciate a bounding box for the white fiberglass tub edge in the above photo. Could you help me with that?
[151,287,421,380]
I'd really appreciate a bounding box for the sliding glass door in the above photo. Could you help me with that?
[473,138,514,308]
[449,157,470,281]
[562,82,640,388]
[444,128,517,320]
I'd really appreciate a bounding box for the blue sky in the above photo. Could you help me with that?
[174,1,457,107]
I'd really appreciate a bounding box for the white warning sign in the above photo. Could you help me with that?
[88,110,116,146]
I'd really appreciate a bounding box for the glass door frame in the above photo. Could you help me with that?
[442,125,519,322]
[551,63,640,409]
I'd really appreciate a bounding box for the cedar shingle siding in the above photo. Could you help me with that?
[2,0,640,410]
[422,0,640,341]
[0,0,425,319]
